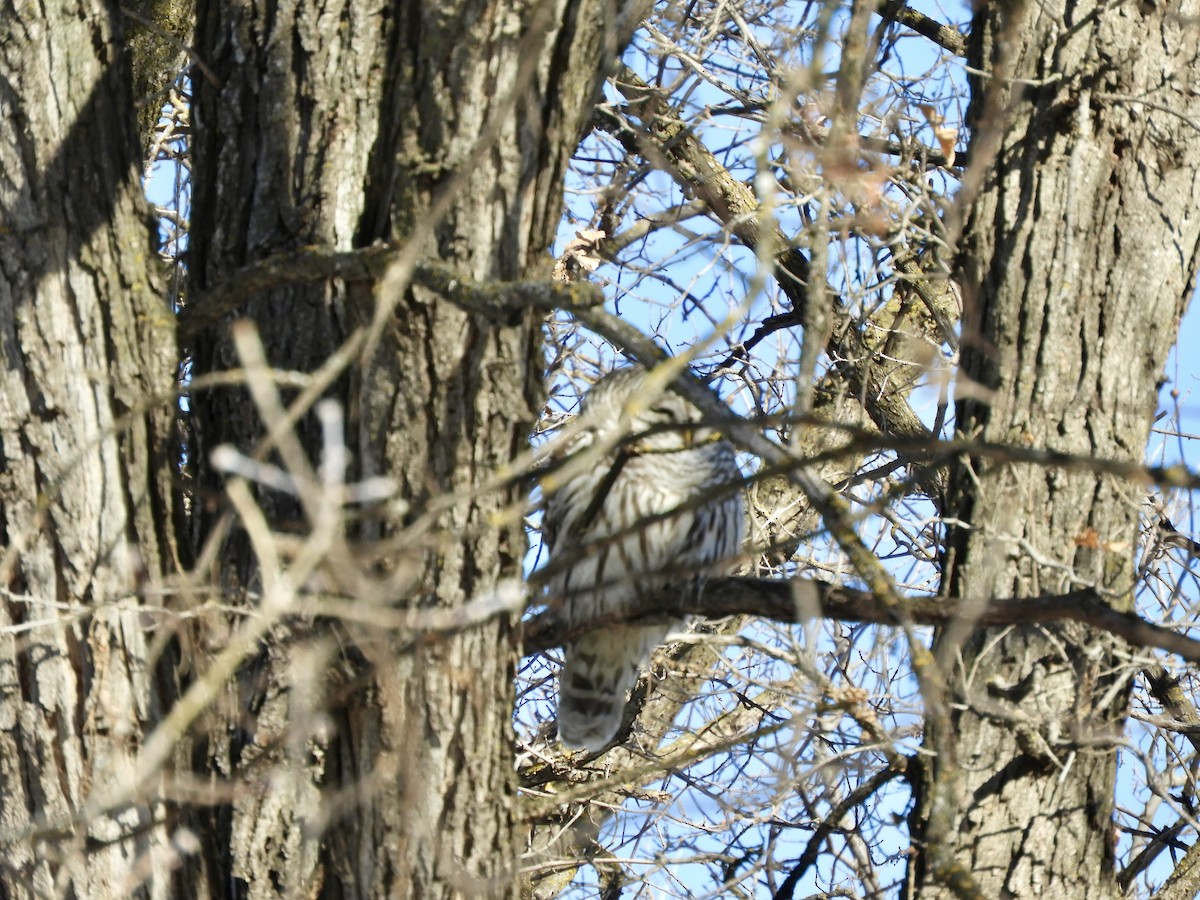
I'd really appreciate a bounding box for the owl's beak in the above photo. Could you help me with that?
[683,426,722,447]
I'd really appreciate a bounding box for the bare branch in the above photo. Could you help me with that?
[523,577,1200,665]
[891,8,968,58]
[603,67,946,479]
[1142,666,1200,755]
[604,200,711,254]
[1152,837,1200,900]
[178,247,603,338]
[772,756,911,900]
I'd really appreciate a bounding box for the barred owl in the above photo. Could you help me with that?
[542,366,744,752]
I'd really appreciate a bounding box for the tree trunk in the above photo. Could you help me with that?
[912,2,1200,896]
[187,0,647,895]
[123,0,196,155]
[0,3,182,896]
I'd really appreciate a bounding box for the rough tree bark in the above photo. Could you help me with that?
[912,2,1200,896]
[122,0,196,154]
[186,0,649,896]
[0,3,183,896]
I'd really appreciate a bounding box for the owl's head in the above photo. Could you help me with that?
[581,366,721,454]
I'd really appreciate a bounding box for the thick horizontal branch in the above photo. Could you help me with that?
[177,245,603,338]
[522,576,1200,665]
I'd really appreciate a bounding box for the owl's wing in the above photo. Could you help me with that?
[541,438,630,560]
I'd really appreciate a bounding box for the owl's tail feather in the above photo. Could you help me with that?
[557,625,668,752]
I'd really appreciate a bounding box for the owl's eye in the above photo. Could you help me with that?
[646,403,678,423]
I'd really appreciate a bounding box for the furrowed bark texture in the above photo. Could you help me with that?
[912,2,1200,897]
[0,3,181,897]
[188,0,646,895]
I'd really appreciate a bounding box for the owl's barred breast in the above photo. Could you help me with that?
[552,447,738,613]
